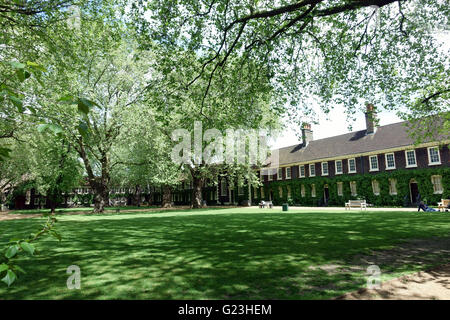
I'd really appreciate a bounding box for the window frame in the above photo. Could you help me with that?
[427,147,441,166]
[372,180,380,195]
[321,162,329,176]
[311,184,316,197]
[268,169,273,181]
[337,182,343,196]
[385,153,396,170]
[335,160,343,175]
[369,155,379,172]
[405,150,417,168]
[309,164,316,177]
[350,181,357,196]
[277,168,283,180]
[285,167,292,179]
[389,178,397,195]
[299,165,305,178]
[348,158,356,173]
[431,175,443,194]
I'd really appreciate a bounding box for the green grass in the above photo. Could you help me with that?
[0,208,449,299]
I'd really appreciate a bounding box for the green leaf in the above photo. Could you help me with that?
[37,123,63,135]
[9,61,25,69]
[14,265,26,275]
[26,61,46,72]
[5,245,19,259]
[1,270,17,287]
[0,264,8,273]
[50,230,62,241]
[0,147,12,161]
[48,124,63,134]
[9,95,23,112]
[77,98,92,114]
[20,242,35,255]
[78,121,89,139]
[58,95,77,105]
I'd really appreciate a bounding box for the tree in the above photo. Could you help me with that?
[131,0,449,137]
[142,48,281,207]
[30,129,83,213]
[26,15,157,212]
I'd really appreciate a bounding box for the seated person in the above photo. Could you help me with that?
[259,200,266,208]
[418,201,437,212]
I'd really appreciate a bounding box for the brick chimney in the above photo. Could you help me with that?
[301,123,313,147]
[365,104,378,135]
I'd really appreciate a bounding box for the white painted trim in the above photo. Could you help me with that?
[285,167,292,179]
[427,146,441,166]
[309,164,316,177]
[321,162,329,176]
[385,152,396,170]
[348,158,357,173]
[299,165,305,178]
[405,150,417,168]
[369,155,379,172]
[335,160,343,175]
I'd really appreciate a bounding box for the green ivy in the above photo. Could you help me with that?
[252,167,449,207]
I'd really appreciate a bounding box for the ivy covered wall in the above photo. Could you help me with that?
[253,167,450,207]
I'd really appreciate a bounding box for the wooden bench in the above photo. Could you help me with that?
[259,200,273,209]
[437,199,450,212]
[345,199,367,210]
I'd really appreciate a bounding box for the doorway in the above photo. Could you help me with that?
[323,185,329,206]
[410,180,419,205]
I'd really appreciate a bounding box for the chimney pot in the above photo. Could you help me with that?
[365,103,378,134]
[301,123,313,147]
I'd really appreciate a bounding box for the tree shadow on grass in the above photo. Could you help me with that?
[0,210,449,299]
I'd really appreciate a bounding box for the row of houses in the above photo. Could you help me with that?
[5,105,449,209]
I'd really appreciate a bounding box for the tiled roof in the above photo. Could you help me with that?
[266,118,448,166]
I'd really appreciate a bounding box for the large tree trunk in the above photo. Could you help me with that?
[93,184,109,213]
[133,185,142,207]
[0,191,6,211]
[191,174,204,209]
[161,185,172,208]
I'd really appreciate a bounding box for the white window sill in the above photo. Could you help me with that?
[285,177,291,180]
[322,174,329,176]
[335,172,343,175]
[428,162,441,166]
[369,168,379,172]
[310,175,316,177]
[348,171,356,174]
[386,167,396,170]
[390,193,397,195]
[374,193,380,196]
[433,191,443,195]
[405,165,417,168]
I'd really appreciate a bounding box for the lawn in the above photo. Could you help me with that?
[0,208,449,299]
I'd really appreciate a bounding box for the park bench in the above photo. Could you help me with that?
[437,199,450,212]
[345,199,368,210]
[259,200,273,209]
